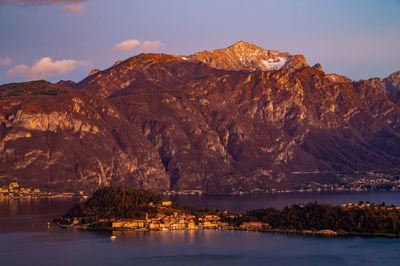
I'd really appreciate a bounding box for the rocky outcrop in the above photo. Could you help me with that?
[361,71,400,106]
[325,73,352,83]
[88,69,100,76]
[386,71,400,93]
[363,70,400,94]
[311,63,323,72]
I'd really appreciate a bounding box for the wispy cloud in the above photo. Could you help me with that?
[139,40,165,51]
[7,57,90,80]
[61,3,85,12]
[0,57,12,66]
[112,39,141,52]
[1,0,87,5]
[112,39,165,52]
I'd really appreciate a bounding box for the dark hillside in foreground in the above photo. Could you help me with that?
[64,187,162,220]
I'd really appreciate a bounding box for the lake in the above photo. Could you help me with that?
[1,191,400,266]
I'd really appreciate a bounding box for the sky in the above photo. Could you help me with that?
[0,0,399,84]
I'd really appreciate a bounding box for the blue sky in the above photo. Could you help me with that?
[0,0,399,84]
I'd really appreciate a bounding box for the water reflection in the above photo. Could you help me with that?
[0,198,79,233]
[111,230,225,246]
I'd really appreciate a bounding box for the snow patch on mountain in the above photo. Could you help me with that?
[261,57,288,71]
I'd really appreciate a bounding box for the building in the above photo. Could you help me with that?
[188,222,198,230]
[162,201,172,206]
[240,222,268,230]
[112,219,146,229]
[149,223,160,230]
[203,221,218,228]
[9,182,19,189]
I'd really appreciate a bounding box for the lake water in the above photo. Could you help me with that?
[1,191,400,266]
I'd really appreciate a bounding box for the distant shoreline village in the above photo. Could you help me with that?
[2,173,400,200]
[0,182,87,200]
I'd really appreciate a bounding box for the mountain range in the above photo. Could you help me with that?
[1,41,400,193]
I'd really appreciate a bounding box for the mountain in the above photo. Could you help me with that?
[0,81,168,192]
[188,41,309,72]
[74,53,229,97]
[2,42,400,193]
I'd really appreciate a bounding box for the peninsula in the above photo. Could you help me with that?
[55,186,400,237]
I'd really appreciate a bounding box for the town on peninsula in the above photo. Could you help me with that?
[54,186,400,238]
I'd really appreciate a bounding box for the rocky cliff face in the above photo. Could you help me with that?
[2,42,400,193]
[0,81,168,192]
[107,67,400,192]
[363,70,400,94]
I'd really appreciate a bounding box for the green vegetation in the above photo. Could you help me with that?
[234,202,400,235]
[63,186,162,222]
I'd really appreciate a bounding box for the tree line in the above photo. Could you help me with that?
[233,202,400,235]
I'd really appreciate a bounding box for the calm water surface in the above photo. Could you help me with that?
[1,191,400,266]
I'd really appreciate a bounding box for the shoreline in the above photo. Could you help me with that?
[0,195,86,200]
[2,188,400,200]
[164,188,400,196]
[56,222,400,238]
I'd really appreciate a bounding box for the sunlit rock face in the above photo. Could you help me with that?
[188,41,308,72]
[361,71,400,106]
[363,71,400,94]
[3,42,400,193]
[0,81,169,192]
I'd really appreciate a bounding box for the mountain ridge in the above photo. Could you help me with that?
[187,41,309,73]
[2,42,400,193]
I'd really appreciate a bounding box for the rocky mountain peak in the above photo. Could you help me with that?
[226,41,279,55]
[386,70,400,93]
[311,63,323,72]
[188,41,309,72]
[362,70,400,94]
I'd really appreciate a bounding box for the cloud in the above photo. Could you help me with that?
[1,0,86,5]
[0,57,12,66]
[7,57,90,80]
[61,3,84,12]
[2,0,87,13]
[139,40,165,51]
[112,39,141,52]
[112,39,165,52]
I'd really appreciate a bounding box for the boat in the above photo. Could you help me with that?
[110,235,116,240]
